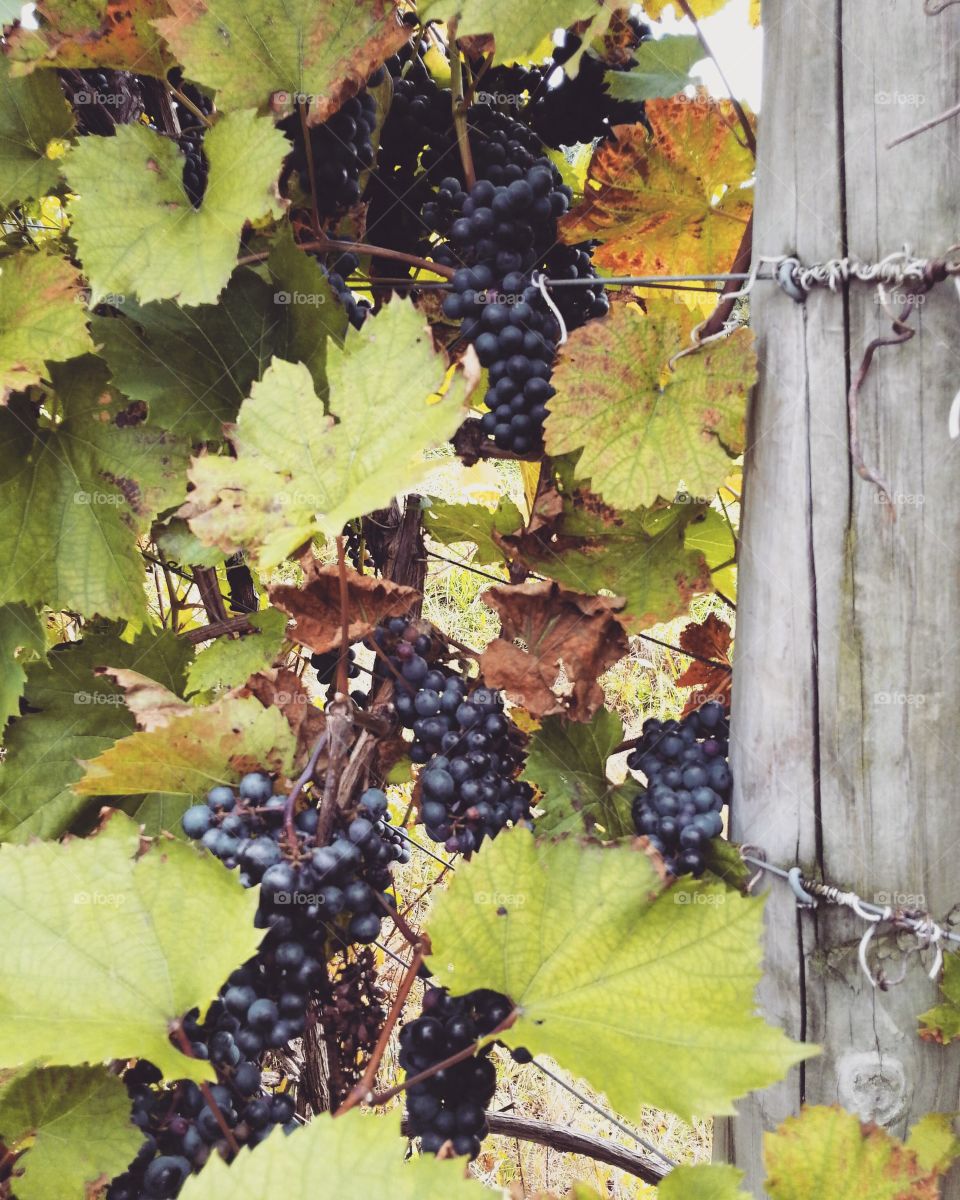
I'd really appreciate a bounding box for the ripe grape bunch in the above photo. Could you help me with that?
[281,90,379,218]
[628,700,732,877]
[106,1061,295,1200]
[401,987,513,1160]
[371,618,533,853]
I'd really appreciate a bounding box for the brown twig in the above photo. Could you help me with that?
[181,615,255,643]
[676,0,756,156]
[171,1024,240,1154]
[335,946,425,1115]
[283,729,329,846]
[375,891,423,948]
[335,536,351,698]
[698,213,754,342]
[886,96,960,148]
[237,238,456,280]
[448,21,477,188]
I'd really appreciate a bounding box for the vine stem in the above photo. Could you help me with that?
[334,945,425,1116]
[283,729,330,847]
[298,99,323,237]
[365,1008,518,1107]
[236,238,456,280]
[448,21,477,188]
[167,84,213,129]
[375,890,422,947]
[675,0,756,156]
[171,1023,240,1154]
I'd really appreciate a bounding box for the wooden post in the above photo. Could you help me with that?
[722,1,960,1192]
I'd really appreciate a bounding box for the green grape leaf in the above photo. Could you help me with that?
[522,709,633,837]
[546,304,754,510]
[605,35,704,102]
[0,57,75,207]
[906,1113,960,1176]
[267,222,347,379]
[502,484,712,633]
[423,496,523,564]
[154,0,410,117]
[181,303,471,569]
[154,518,227,569]
[65,112,288,307]
[919,951,960,1044]
[185,609,288,695]
[685,507,737,600]
[0,1064,143,1200]
[178,1109,486,1200]
[658,1164,749,1200]
[0,251,94,395]
[0,813,261,1082]
[0,603,45,737]
[417,0,598,63]
[74,695,295,800]
[0,356,191,622]
[0,627,192,843]
[425,829,813,1121]
[764,1105,955,1199]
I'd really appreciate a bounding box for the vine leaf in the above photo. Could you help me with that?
[521,709,633,837]
[560,99,754,276]
[6,0,174,76]
[416,0,600,64]
[92,265,339,441]
[65,112,288,306]
[919,951,960,1044]
[271,565,419,655]
[764,1106,957,1200]
[499,483,712,633]
[658,1164,749,1200]
[479,581,629,720]
[74,695,295,800]
[0,813,261,1082]
[605,34,704,102]
[180,304,471,569]
[641,0,734,16]
[154,0,410,117]
[0,57,75,207]
[178,1109,486,1200]
[905,1113,960,1176]
[98,669,189,731]
[423,496,523,564]
[0,628,191,843]
[546,304,754,510]
[685,506,737,600]
[185,609,289,696]
[0,356,191,623]
[676,612,732,715]
[0,604,45,737]
[425,828,813,1121]
[0,1064,143,1200]
[0,252,93,395]
[240,668,325,765]
[267,224,347,388]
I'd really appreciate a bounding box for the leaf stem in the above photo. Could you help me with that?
[236,239,456,280]
[448,22,477,189]
[675,0,756,156]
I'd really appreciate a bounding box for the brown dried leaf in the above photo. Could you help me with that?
[241,668,325,765]
[480,580,629,720]
[95,668,190,731]
[271,566,418,655]
[676,612,732,715]
[7,0,174,77]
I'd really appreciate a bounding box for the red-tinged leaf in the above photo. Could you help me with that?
[6,0,174,77]
[480,581,629,720]
[676,612,732,715]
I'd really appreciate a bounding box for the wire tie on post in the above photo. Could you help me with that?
[787,867,818,907]
[776,257,807,303]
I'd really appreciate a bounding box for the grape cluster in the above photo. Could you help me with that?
[524,25,650,149]
[628,700,732,876]
[282,91,378,218]
[168,72,214,208]
[106,1060,293,1200]
[309,646,365,708]
[371,618,533,853]
[402,987,512,1159]
[543,241,609,330]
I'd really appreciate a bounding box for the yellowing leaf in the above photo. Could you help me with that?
[0,57,75,207]
[764,1106,955,1200]
[74,695,295,798]
[0,1065,143,1200]
[919,951,960,1043]
[180,303,470,569]
[0,814,262,1082]
[0,604,45,737]
[658,1164,749,1200]
[417,0,601,63]
[0,252,93,394]
[425,829,813,1122]
[546,304,754,509]
[6,0,174,76]
[641,0,733,18]
[749,0,761,26]
[154,0,410,116]
[65,111,288,306]
[560,99,754,276]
